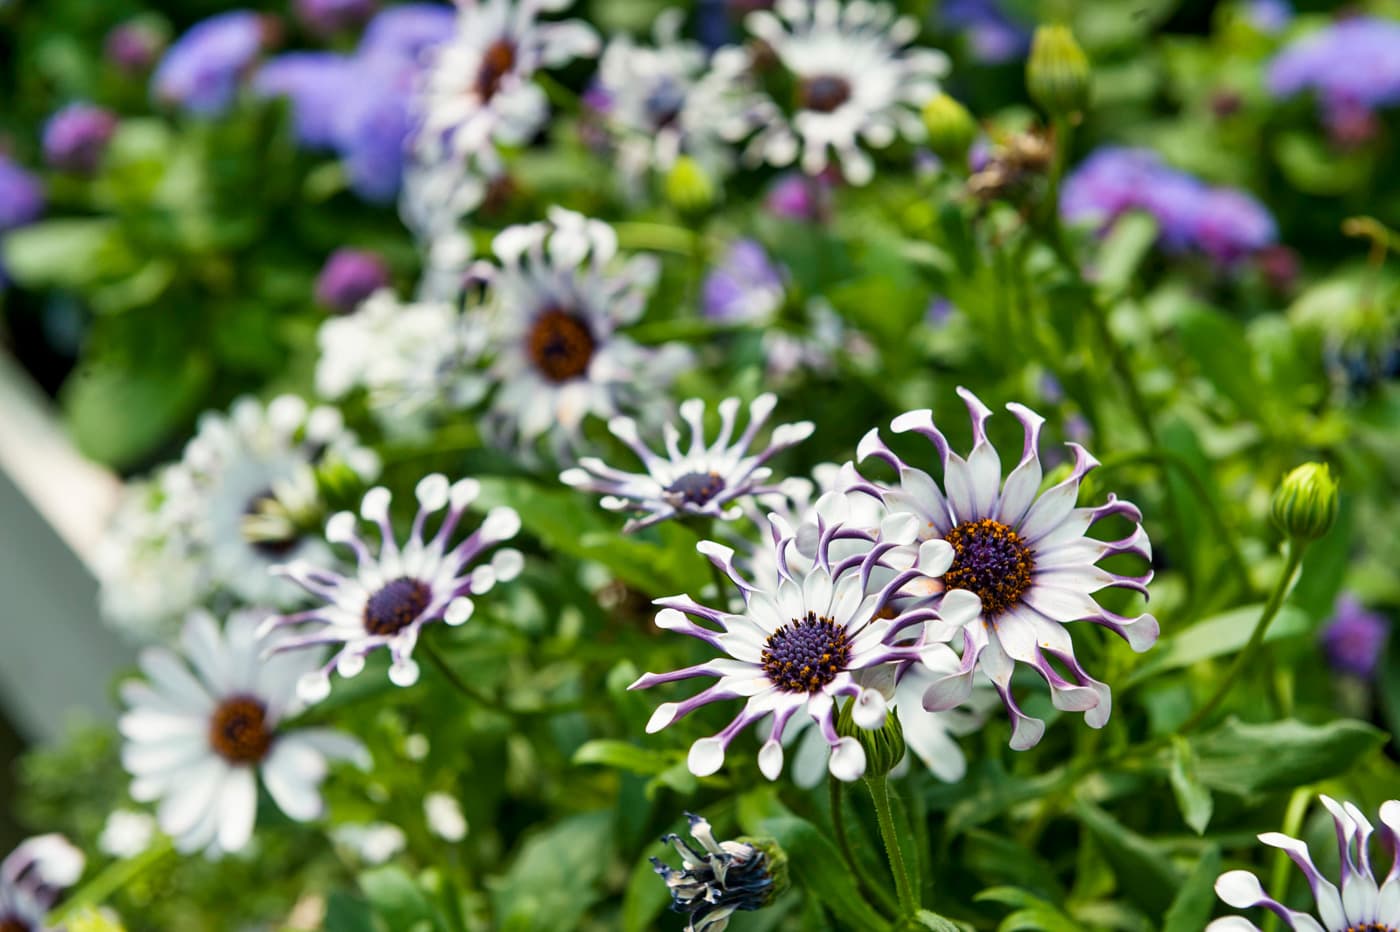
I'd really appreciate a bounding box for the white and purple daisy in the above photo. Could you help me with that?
[416,0,599,176]
[560,393,814,532]
[120,610,368,857]
[0,834,84,932]
[854,387,1157,749]
[630,507,978,782]
[710,0,949,184]
[480,207,690,445]
[1208,795,1400,932]
[261,474,524,701]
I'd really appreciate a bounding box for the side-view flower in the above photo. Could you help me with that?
[0,834,84,932]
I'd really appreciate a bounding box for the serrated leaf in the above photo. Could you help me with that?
[1188,718,1384,796]
[1168,736,1213,835]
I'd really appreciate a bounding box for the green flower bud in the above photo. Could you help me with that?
[837,694,905,779]
[739,836,790,901]
[665,155,716,215]
[1270,463,1339,541]
[1027,25,1091,118]
[921,93,977,164]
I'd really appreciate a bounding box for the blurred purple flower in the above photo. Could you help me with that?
[296,0,378,37]
[334,59,416,204]
[702,240,785,324]
[254,53,359,149]
[105,20,166,74]
[1245,0,1292,35]
[0,156,44,232]
[1320,594,1391,680]
[1267,17,1400,128]
[316,248,391,312]
[1062,146,1277,265]
[152,11,268,116]
[357,3,455,64]
[42,104,119,174]
[941,0,1030,65]
[764,172,830,222]
[925,297,954,326]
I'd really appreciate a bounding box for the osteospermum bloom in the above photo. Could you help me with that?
[711,0,949,184]
[180,395,380,607]
[262,474,524,701]
[652,813,778,932]
[560,394,813,532]
[480,207,690,445]
[416,0,598,174]
[120,611,368,856]
[855,388,1156,749]
[0,835,84,932]
[1208,795,1400,932]
[630,507,978,781]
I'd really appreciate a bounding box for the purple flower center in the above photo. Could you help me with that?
[761,611,851,693]
[944,518,1034,618]
[364,577,432,636]
[800,74,852,113]
[666,472,726,507]
[527,307,596,383]
[208,694,274,764]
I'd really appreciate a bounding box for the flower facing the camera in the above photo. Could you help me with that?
[120,611,369,856]
[651,814,784,932]
[856,387,1156,749]
[262,474,523,701]
[1208,795,1400,932]
[561,394,813,532]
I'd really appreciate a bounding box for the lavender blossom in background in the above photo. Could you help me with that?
[1244,0,1292,34]
[152,10,268,117]
[0,155,44,288]
[764,172,829,222]
[357,3,456,64]
[1062,146,1277,266]
[105,19,166,74]
[925,297,955,327]
[42,104,119,174]
[254,53,359,149]
[940,0,1031,64]
[296,0,378,37]
[316,248,391,313]
[702,240,785,325]
[1267,17,1400,135]
[1320,594,1391,680]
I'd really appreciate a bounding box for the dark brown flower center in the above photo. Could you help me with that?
[526,307,596,383]
[0,917,32,932]
[364,577,432,637]
[761,611,851,694]
[943,518,1034,618]
[799,74,852,113]
[666,472,725,507]
[208,695,274,765]
[476,39,517,101]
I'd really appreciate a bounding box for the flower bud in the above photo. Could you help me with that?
[921,93,977,164]
[1027,25,1091,118]
[652,814,781,930]
[1270,462,1338,541]
[664,155,716,215]
[837,693,905,779]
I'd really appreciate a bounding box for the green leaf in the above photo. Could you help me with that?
[572,740,677,776]
[974,888,1083,932]
[1176,305,1266,421]
[60,354,210,469]
[621,852,671,932]
[359,867,442,932]
[753,816,889,932]
[489,811,615,932]
[1126,603,1310,686]
[1094,212,1158,298]
[2,219,136,290]
[1168,736,1213,835]
[910,909,965,931]
[1162,846,1222,932]
[323,891,378,932]
[1188,718,1385,796]
[1072,801,1182,915]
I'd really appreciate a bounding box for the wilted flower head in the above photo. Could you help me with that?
[262,473,523,700]
[1208,795,1400,932]
[652,814,781,932]
[1267,18,1400,132]
[42,103,119,174]
[315,247,391,313]
[561,393,813,531]
[0,834,84,932]
[710,0,950,184]
[152,10,269,116]
[855,388,1156,749]
[702,239,786,324]
[1320,594,1390,680]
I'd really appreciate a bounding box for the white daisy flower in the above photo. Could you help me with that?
[316,289,488,437]
[855,387,1157,749]
[480,207,691,445]
[119,610,369,857]
[261,473,524,701]
[416,0,599,175]
[711,0,949,184]
[180,395,381,608]
[560,393,814,532]
[0,834,84,932]
[97,810,157,860]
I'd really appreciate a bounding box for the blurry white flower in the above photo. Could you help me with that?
[332,823,407,865]
[98,810,157,860]
[425,792,468,842]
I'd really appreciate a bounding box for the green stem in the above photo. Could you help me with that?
[614,221,700,256]
[1177,540,1308,735]
[866,775,918,917]
[48,835,175,924]
[830,777,900,919]
[1261,787,1313,932]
